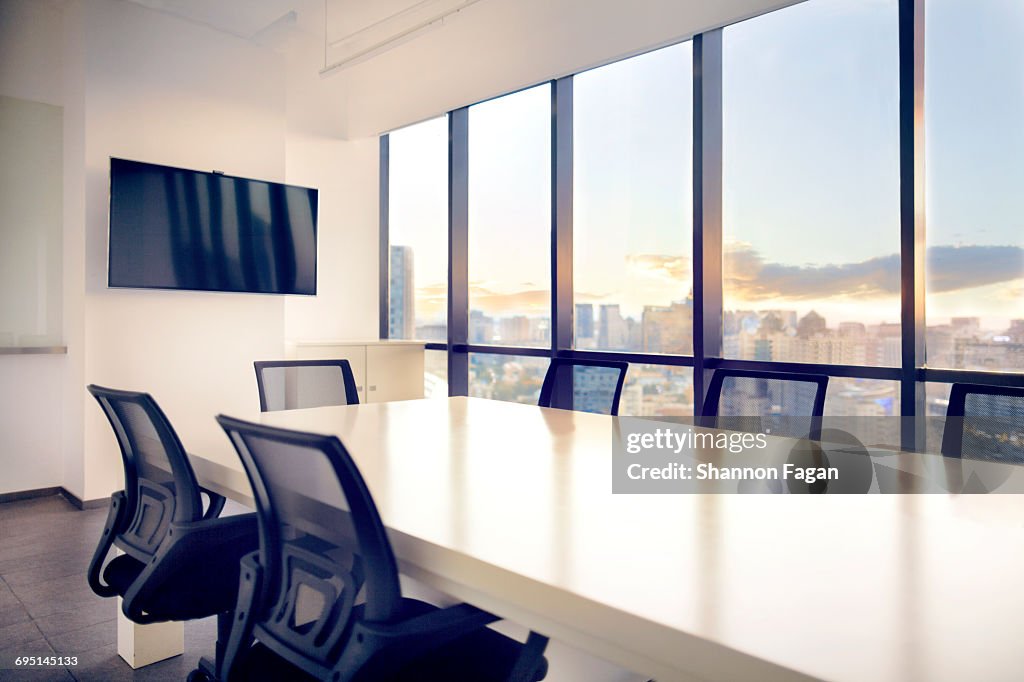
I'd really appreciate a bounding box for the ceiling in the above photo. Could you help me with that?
[124,0,321,41]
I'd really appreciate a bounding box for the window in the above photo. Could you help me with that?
[469,354,549,404]
[573,43,694,354]
[925,0,1024,373]
[424,349,449,399]
[722,0,901,369]
[468,85,552,347]
[382,0,1023,435]
[620,365,694,417]
[388,116,448,341]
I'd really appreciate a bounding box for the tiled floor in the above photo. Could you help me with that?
[0,495,217,681]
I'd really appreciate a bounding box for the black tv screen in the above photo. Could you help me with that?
[108,158,317,295]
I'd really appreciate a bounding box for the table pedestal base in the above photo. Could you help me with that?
[116,599,184,669]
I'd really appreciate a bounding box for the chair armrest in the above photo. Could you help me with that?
[200,487,227,520]
[362,602,499,642]
[219,552,264,682]
[168,512,257,544]
[87,491,129,598]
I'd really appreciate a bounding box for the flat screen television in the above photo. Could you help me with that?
[108,158,318,295]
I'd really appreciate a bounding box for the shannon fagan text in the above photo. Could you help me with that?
[626,462,839,484]
[625,428,768,455]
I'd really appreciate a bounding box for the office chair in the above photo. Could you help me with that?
[941,383,1024,464]
[701,369,828,440]
[86,385,258,664]
[202,416,548,682]
[254,359,360,412]
[538,358,629,415]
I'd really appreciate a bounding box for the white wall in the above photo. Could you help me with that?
[283,133,380,342]
[0,0,66,496]
[283,38,381,343]
[0,356,65,494]
[73,0,289,500]
[0,0,63,107]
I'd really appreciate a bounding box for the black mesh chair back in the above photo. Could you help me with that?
[217,416,401,677]
[941,383,1024,464]
[702,369,828,440]
[538,358,629,415]
[254,359,359,413]
[87,385,204,561]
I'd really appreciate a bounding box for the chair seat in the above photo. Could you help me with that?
[235,599,547,682]
[103,553,243,621]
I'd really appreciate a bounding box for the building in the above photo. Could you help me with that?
[575,303,595,340]
[598,304,628,349]
[389,245,415,339]
[641,300,693,355]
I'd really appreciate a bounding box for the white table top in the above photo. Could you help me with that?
[189,397,1024,682]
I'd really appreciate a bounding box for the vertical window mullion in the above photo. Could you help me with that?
[899,0,926,447]
[448,107,470,395]
[551,77,574,409]
[693,30,724,417]
[379,135,390,340]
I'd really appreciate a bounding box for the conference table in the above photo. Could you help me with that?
[137,397,1024,681]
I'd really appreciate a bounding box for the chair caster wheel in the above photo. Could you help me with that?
[187,668,214,682]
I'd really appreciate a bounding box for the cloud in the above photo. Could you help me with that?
[467,283,549,314]
[625,254,690,281]
[724,244,1023,301]
[926,245,1024,293]
[413,245,1023,310]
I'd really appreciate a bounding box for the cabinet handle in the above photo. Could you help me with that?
[369,385,377,391]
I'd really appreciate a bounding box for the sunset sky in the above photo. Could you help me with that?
[388,0,1023,330]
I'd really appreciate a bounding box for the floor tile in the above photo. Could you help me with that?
[0,620,46,650]
[33,599,116,639]
[0,602,33,629]
[46,622,117,657]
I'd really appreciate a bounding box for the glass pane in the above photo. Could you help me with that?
[424,349,448,398]
[468,353,549,404]
[924,382,952,456]
[824,378,901,447]
[925,1,1024,373]
[468,85,551,347]
[620,364,694,417]
[0,96,62,346]
[573,43,694,354]
[388,116,448,341]
[722,0,900,367]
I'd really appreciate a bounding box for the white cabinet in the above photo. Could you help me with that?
[289,340,425,403]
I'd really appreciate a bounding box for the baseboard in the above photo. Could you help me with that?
[0,486,62,504]
[59,487,109,510]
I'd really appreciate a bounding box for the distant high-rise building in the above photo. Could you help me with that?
[469,310,494,343]
[576,303,595,340]
[389,245,415,338]
[598,304,628,349]
[951,317,981,334]
[642,301,692,354]
[499,316,530,344]
[1009,320,1024,343]
[761,312,786,335]
[839,322,866,337]
[797,311,827,338]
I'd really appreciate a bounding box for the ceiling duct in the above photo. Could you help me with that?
[321,0,485,75]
